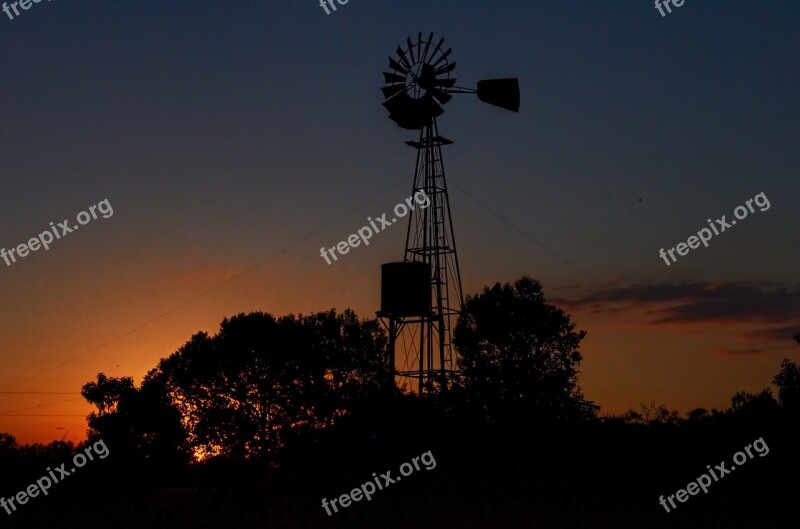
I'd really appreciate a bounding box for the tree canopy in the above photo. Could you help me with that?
[83,309,394,460]
[453,276,598,423]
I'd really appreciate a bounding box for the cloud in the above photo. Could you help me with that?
[553,280,800,329]
[719,348,765,356]
[738,325,800,342]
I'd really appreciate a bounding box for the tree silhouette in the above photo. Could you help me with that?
[82,373,188,462]
[686,407,710,423]
[728,387,779,426]
[620,402,680,426]
[453,276,597,423]
[141,309,393,460]
[773,358,800,411]
[0,433,17,455]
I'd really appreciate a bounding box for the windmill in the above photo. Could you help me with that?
[377,32,520,394]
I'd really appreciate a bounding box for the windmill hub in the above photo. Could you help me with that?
[416,63,438,91]
[404,63,427,99]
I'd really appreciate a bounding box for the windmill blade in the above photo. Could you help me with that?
[477,78,520,112]
[381,84,406,100]
[388,57,408,74]
[422,97,445,119]
[382,96,401,113]
[383,93,411,117]
[383,93,433,130]
[383,71,406,84]
[407,37,415,63]
[433,47,452,67]
[430,88,452,105]
[419,32,435,64]
[417,32,423,62]
[396,45,412,70]
[428,36,445,65]
[433,77,457,88]
[435,61,456,75]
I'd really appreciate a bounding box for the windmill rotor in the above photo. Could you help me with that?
[381,33,520,130]
[381,32,457,130]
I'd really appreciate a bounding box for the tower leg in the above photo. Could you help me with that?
[388,317,397,378]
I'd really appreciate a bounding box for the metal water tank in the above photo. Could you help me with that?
[380,261,431,317]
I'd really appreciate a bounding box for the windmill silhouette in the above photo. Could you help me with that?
[377,32,520,393]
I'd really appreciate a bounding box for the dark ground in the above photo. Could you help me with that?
[2,414,797,529]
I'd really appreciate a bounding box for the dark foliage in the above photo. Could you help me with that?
[453,276,598,423]
[3,278,799,528]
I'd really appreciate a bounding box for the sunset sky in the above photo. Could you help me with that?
[1,1,798,445]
